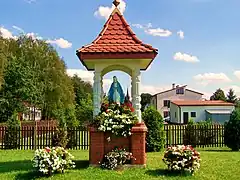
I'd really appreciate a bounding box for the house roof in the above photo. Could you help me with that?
[171,100,234,106]
[206,109,233,114]
[76,6,158,64]
[152,85,204,96]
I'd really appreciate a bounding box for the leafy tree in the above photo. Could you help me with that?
[140,93,152,112]
[4,111,21,149]
[226,88,237,103]
[224,109,240,151]
[142,106,165,152]
[210,88,227,101]
[71,75,93,126]
[0,36,75,122]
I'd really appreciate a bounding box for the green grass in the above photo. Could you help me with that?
[0,148,239,180]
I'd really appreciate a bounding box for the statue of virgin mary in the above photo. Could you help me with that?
[108,76,125,104]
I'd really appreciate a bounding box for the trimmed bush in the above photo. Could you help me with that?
[142,106,165,152]
[183,120,217,147]
[224,109,240,151]
[4,112,21,149]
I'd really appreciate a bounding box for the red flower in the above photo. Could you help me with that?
[45,147,51,153]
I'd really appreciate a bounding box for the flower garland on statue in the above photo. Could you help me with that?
[93,102,138,137]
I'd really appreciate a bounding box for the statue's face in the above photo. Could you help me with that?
[113,76,117,82]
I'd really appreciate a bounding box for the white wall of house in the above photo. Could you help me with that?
[22,107,41,121]
[151,86,203,117]
[170,104,235,124]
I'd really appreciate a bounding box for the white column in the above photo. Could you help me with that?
[132,69,142,122]
[131,76,135,109]
[93,71,102,116]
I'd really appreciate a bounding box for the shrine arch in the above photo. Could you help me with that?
[101,64,132,77]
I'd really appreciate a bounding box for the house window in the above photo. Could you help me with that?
[176,88,184,95]
[191,112,196,118]
[175,112,177,118]
[163,100,170,107]
[163,111,169,118]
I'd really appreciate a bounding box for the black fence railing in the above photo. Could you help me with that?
[164,125,225,148]
[0,126,89,150]
[0,125,226,150]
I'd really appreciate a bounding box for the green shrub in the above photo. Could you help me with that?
[4,112,21,149]
[183,120,217,147]
[142,106,165,152]
[224,109,240,151]
[52,106,79,149]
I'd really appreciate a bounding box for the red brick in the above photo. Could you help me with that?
[89,123,148,166]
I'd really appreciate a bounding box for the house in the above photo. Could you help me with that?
[18,102,42,121]
[151,84,203,118]
[170,100,235,124]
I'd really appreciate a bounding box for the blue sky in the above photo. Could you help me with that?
[1,0,240,98]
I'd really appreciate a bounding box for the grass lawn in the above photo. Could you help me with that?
[0,148,239,180]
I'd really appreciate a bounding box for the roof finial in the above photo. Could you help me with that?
[113,0,120,7]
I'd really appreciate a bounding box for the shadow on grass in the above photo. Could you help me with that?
[15,171,42,180]
[74,160,89,169]
[0,160,32,173]
[202,149,232,152]
[145,169,190,177]
[14,160,89,180]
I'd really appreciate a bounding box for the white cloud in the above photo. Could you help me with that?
[26,32,42,40]
[234,71,240,80]
[12,26,24,33]
[174,52,199,63]
[193,73,232,86]
[145,28,172,37]
[177,30,184,39]
[141,84,170,95]
[132,23,172,37]
[0,27,16,39]
[46,38,72,49]
[67,69,112,92]
[24,0,36,4]
[94,0,126,20]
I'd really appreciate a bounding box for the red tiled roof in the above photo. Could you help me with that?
[77,8,158,61]
[171,100,234,106]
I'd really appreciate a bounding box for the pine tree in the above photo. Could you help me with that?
[227,88,237,103]
[210,88,227,101]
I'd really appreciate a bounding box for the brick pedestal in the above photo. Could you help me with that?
[89,123,147,167]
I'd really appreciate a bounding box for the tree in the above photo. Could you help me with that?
[210,88,227,101]
[71,75,93,126]
[0,35,75,122]
[142,106,165,152]
[140,93,152,112]
[226,88,237,103]
[224,109,240,151]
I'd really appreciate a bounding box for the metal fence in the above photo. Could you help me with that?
[164,125,225,148]
[0,124,226,150]
[0,126,89,150]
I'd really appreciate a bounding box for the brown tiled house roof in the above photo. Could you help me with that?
[171,100,234,106]
[77,8,158,62]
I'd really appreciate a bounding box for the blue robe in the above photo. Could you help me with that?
[108,81,125,104]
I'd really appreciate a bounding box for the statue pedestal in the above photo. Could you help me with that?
[89,123,147,167]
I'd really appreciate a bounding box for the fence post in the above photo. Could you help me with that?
[34,121,37,150]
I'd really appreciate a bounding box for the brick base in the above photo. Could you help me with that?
[89,122,147,166]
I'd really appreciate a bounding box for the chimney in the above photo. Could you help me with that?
[172,83,175,89]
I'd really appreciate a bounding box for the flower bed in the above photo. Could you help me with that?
[93,103,138,137]
[100,147,135,170]
[162,145,201,175]
[32,147,75,176]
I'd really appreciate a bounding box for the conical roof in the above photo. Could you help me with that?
[77,6,158,65]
